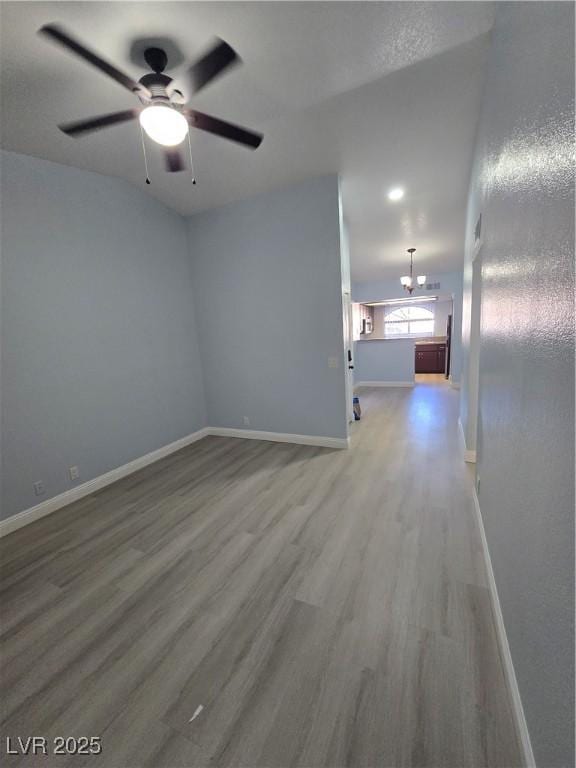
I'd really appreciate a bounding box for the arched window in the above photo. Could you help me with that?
[384,305,434,337]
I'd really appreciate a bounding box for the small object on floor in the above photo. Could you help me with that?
[353,396,361,421]
[189,705,204,723]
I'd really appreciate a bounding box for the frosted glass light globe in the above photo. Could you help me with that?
[139,105,188,147]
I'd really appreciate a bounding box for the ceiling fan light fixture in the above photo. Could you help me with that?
[139,105,189,146]
[39,24,263,174]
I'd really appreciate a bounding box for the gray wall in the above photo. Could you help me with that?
[187,176,348,440]
[352,271,463,383]
[431,298,451,339]
[354,339,415,385]
[460,4,574,765]
[461,250,483,453]
[1,150,207,521]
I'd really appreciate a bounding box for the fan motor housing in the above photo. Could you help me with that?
[139,72,172,101]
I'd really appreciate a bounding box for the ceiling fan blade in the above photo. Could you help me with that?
[186,109,262,149]
[39,24,150,98]
[164,149,186,172]
[59,109,139,137]
[188,38,240,94]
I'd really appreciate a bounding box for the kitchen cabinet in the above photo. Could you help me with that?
[415,343,446,374]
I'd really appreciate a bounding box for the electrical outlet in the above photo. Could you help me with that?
[243,416,250,426]
[69,465,80,481]
[33,481,45,497]
[328,356,339,369]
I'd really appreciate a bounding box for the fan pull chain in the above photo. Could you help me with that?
[187,131,197,185]
[139,124,151,185]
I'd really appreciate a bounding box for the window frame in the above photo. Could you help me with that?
[383,305,435,338]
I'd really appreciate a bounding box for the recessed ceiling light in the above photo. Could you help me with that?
[387,187,405,202]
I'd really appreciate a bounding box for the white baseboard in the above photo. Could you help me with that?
[0,427,212,538]
[208,427,350,450]
[458,417,477,463]
[0,426,348,538]
[355,381,414,388]
[450,379,461,390]
[471,486,535,767]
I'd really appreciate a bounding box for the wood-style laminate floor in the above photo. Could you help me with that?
[0,382,523,768]
[414,374,449,384]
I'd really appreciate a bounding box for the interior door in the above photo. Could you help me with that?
[343,292,355,423]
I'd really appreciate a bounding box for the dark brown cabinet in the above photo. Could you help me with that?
[415,343,446,374]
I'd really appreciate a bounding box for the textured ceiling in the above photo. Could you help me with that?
[0,2,494,280]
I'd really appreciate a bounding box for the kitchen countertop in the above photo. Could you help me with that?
[357,336,447,344]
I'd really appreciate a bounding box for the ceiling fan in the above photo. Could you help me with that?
[38,24,263,174]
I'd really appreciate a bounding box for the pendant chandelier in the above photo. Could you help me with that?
[400,248,426,294]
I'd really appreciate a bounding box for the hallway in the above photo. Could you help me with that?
[1,383,522,767]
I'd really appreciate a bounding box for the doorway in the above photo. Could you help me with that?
[413,295,454,385]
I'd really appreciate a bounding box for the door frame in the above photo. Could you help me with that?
[467,243,483,463]
[343,291,355,423]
